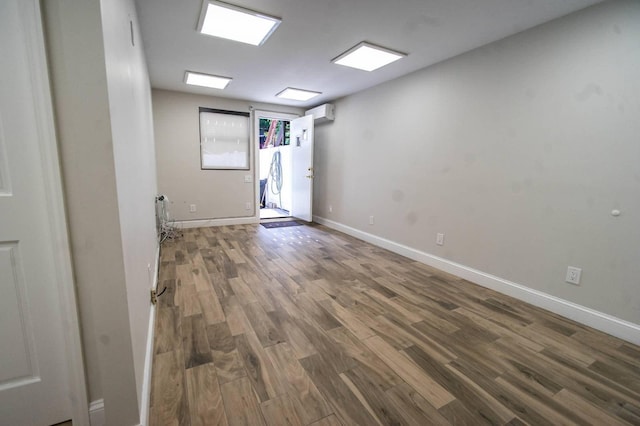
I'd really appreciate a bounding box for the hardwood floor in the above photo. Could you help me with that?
[149,223,640,426]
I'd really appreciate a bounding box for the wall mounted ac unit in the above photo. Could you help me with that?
[305,103,335,124]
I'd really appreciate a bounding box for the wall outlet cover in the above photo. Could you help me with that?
[566,266,582,285]
[436,233,445,246]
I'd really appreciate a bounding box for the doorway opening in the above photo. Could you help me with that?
[257,113,295,220]
[254,111,315,223]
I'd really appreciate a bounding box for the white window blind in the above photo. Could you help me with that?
[199,108,250,169]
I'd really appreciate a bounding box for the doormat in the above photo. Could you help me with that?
[261,221,304,229]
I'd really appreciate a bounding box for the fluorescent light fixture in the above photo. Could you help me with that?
[198,0,281,46]
[276,88,322,101]
[184,71,232,89]
[332,42,406,71]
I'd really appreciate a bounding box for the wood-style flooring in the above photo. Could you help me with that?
[149,223,640,426]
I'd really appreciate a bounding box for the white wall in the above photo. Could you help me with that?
[153,89,302,222]
[43,0,158,423]
[101,0,159,416]
[314,1,640,327]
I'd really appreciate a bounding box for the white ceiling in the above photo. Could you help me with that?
[135,0,603,108]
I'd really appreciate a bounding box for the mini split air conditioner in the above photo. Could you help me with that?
[305,103,335,124]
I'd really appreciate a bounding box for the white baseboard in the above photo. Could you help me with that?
[89,399,105,426]
[152,244,160,292]
[139,303,155,426]
[139,245,160,426]
[175,216,259,229]
[313,216,640,345]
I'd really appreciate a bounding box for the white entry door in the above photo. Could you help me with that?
[0,0,74,424]
[290,115,314,222]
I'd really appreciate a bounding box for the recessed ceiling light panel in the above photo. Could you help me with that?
[184,71,232,89]
[332,42,406,72]
[198,1,281,46]
[276,88,322,101]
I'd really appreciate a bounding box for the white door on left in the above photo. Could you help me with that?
[0,0,73,424]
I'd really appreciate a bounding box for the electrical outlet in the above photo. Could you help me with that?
[244,175,252,183]
[245,202,251,210]
[189,204,196,213]
[436,233,445,246]
[329,205,333,213]
[566,266,582,285]
[369,215,374,225]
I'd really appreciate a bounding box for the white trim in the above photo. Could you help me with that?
[89,399,105,426]
[313,216,640,345]
[175,216,259,228]
[24,0,90,423]
[152,244,161,293]
[139,245,160,426]
[139,306,155,426]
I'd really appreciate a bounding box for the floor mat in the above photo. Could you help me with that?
[261,221,304,229]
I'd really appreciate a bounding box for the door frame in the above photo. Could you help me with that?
[251,110,300,221]
[19,0,89,423]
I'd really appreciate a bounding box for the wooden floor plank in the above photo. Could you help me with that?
[150,349,190,426]
[191,253,213,293]
[154,306,181,355]
[260,395,304,426]
[341,367,410,426]
[234,331,287,402]
[264,343,333,425]
[402,345,514,424]
[211,349,246,385]
[361,335,456,409]
[495,373,585,425]
[554,388,628,426]
[185,363,227,426]
[384,382,450,426]
[241,301,286,348]
[266,308,318,359]
[220,295,252,336]
[206,321,247,384]
[182,314,213,369]
[299,353,380,426]
[338,372,384,426]
[199,290,226,325]
[294,318,356,375]
[307,414,343,426]
[220,377,266,426]
[326,327,402,392]
[317,297,375,340]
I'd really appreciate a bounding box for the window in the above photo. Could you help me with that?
[199,108,250,170]
[259,118,290,149]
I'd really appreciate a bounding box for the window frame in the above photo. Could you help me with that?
[198,107,251,170]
